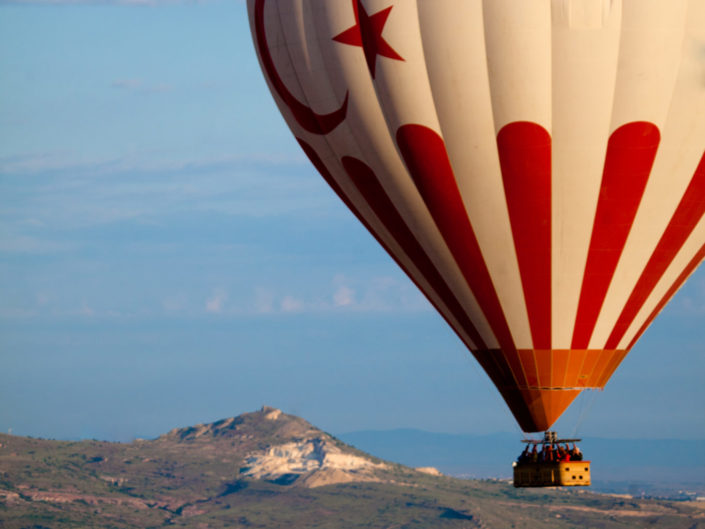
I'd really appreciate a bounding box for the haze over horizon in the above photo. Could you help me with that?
[1,1,704,443]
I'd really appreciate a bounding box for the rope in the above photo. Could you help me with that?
[571,389,600,437]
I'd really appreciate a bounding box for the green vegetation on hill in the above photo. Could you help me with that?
[1,408,703,528]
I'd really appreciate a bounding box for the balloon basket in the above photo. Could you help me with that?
[513,460,591,488]
[512,431,591,487]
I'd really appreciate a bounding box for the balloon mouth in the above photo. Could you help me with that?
[472,348,628,431]
[500,388,583,433]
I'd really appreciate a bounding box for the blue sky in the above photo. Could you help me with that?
[1,0,704,442]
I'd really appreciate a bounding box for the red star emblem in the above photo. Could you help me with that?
[332,0,404,78]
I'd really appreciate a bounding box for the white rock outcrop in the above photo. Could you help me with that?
[415,467,442,476]
[263,408,282,421]
[241,438,387,487]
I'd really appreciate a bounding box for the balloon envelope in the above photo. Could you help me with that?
[248,0,705,432]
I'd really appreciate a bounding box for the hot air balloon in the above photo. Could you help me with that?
[247,0,705,448]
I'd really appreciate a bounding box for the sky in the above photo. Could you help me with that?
[1,0,704,443]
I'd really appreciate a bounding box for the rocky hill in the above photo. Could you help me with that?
[153,406,394,488]
[1,407,704,529]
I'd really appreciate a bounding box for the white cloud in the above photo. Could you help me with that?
[357,276,429,312]
[205,289,227,314]
[333,285,354,308]
[77,301,95,317]
[280,295,303,313]
[249,279,424,316]
[326,274,431,313]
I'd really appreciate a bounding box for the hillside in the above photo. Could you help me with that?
[1,407,704,529]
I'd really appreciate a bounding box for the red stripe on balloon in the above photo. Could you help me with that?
[254,0,348,134]
[297,140,494,356]
[297,139,365,223]
[627,242,705,350]
[571,122,660,348]
[606,151,705,349]
[298,139,494,366]
[396,124,524,384]
[338,154,490,352]
[497,122,552,349]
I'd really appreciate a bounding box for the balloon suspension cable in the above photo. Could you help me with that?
[571,388,600,438]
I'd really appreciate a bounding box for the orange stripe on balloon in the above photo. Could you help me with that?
[550,350,569,388]
[572,122,660,348]
[507,349,622,389]
[564,349,588,387]
[578,350,602,387]
[533,349,552,388]
[588,349,614,387]
[595,349,628,388]
[518,388,581,432]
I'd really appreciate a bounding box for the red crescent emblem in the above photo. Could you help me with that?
[254,0,349,135]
